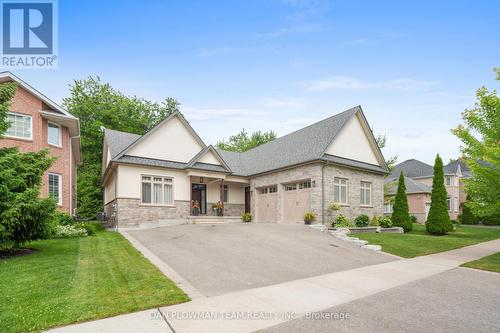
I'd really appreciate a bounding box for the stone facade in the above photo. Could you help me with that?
[206,203,245,217]
[106,198,190,228]
[250,162,384,224]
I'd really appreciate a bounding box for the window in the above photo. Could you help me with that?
[384,203,393,214]
[6,112,32,139]
[220,184,228,202]
[141,175,173,205]
[360,181,372,206]
[454,197,459,212]
[334,178,348,204]
[299,181,311,189]
[447,197,452,212]
[284,183,297,191]
[269,185,277,193]
[48,122,61,146]
[48,173,62,205]
[259,187,268,194]
[445,177,452,186]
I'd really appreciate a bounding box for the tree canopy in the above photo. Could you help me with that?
[216,129,276,152]
[426,154,453,235]
[391,171,412,232]
[452,68,500,218]
[63,76,180,218]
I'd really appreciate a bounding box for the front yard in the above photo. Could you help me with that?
[357,224,500,258]
[0,230,189,333]
[462,252,500,273]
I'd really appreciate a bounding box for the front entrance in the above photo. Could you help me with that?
[192,183,207,214]
[245,186,251,213]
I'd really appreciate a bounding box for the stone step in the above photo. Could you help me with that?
[190,216,242,224]
[347,239,369,247]
[363,244,382,251]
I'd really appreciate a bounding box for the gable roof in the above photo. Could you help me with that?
[103,106,389,178]
[385,176,432,195]
[390,159,434,178]
[444,159,471,176]
[218,106,388,176]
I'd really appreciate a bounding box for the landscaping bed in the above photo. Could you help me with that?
[356,224,500,258]
[0,230,189,333]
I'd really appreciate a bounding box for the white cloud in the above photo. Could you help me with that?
[195,47,243,57]
[263,97,307,108]
[255,23,323,39]
[182,106,265,121]
[304,76,439,91]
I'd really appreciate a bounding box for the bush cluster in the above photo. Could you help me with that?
[354,214,369,227]
[370,215,380,226]
[53,225,88,238]
[378,217,393,228]
[303,211,316,224]
[482,215,500,226]
[333,215,353,228]
[241,212,252,222]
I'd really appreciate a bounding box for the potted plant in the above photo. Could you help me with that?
[191,200,200,216]
[327,202,341,225]
[241,212,252,222]
[303,211,316,225]
[212,201,224,216]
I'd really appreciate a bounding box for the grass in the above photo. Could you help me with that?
[357,224,500,258]
[0,230,190,333]
[461,252,500,273]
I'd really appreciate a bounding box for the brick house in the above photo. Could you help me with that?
[102,106,389,228]
[384,159,471,222]
[0,72,81,214]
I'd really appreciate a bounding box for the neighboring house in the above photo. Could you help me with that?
[0,72,81,214]
[101,106,389,228]
[384,158,471,222]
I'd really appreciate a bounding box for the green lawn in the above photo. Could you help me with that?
[357,224,500,258]
[462,252,500,273]
[0,231,190,333]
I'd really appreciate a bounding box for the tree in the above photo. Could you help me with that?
[452,68,500,218]
[216,129,276,152]
[0,82,17,136]
[0,83,56,250]
[459,195,479,225]
[63,76,180,218]
[426,154,453,235]
[391,171,412,232]
[375,133,398,170]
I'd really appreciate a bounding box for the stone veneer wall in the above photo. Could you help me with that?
[250,162,384,224]
[205,203,245,217]
[107,198,190,228]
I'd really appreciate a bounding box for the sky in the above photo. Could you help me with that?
[11,0,500,165]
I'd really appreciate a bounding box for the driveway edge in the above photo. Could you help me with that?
[120,231,206,300]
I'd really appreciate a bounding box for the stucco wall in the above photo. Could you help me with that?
[0,86,75,213]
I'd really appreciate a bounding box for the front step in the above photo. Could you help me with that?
[189,216,242,224]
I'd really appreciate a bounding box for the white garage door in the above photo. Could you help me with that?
[283,180,312,223]
[256,185,278,222]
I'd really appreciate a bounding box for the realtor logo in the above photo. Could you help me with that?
[1,0,58,68]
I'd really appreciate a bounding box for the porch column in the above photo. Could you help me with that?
[220,179,224,216]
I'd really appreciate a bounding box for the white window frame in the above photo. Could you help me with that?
[384,203,393,214]
[5,112,32,140]
[360,181,372,206]
[48,173,62,206]
[140,175,174,206]
[334,177,348,204]
[447,197,452,212]
[47,121,62,147]
[445,177,452,186]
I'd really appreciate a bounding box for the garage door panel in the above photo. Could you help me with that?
[257,189,278,223]
[283,183,311,223]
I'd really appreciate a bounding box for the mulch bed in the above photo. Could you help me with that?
[0,248,38,260]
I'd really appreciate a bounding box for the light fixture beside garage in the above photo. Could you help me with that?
[312,180,316,187]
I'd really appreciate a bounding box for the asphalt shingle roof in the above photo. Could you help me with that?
[385,176,432,195]
[390,159,434,178]
[104,106,388,177]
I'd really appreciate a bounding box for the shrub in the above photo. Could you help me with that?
[53,211,74,226]
[459,200,479,224]
[391,172,413,232]
[410,215,418,224]
[354,214,369,227]
[378,217,393,228]
[76,222,104,235]
[241,212,252,222]
[303,211,316,224]
[333,215,353,228]
[482,215,500,226]
[53,225,88,238]
[451,219,459,225]
[370,215,380,226]
[426,155,453,235]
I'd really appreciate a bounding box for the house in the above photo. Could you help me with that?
[0,72,81,214]
[384,158,470,222]
[101,106,389,228]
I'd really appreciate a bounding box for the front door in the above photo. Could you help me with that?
[192,184,207,214]
[245,186,251,213]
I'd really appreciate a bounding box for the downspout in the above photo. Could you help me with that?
[321,163,326,225]
[69,135,80,216]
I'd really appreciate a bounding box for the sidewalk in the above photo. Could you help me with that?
[46,238,500,333]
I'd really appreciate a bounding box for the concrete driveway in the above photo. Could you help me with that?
[128,223,395,296]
